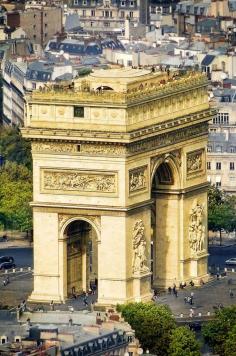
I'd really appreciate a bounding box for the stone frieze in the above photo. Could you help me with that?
[41,169,117,194]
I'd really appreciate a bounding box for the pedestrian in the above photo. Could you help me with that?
[217,273,220,280]
[184,296,188,304]
[229,289,234,298]
[190,296,193,305]
[50,300,54,311]
[189,308,194,317]
[83,293,89,307]
[174,289,178,298]
[168,286,172,294]
[21,300,26,312]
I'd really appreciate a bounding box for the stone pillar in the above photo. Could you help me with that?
[28,210,62,303]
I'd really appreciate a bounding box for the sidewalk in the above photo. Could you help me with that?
[0,232,32,249]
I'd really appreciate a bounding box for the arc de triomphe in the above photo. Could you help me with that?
[22,68,215,305]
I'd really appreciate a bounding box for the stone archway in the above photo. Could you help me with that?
[65,220,97,296]
[60,217,99,299]
[151,155,182,288]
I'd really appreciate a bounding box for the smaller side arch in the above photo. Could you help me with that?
[150,153,181,191]
[59,216,101,241]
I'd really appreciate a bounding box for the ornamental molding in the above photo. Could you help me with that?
[41,169,117,195]
[80,143,126,155]
[128,122,208,155]
[32,142,77,153]
[150,150,181,179]
[58,214,101,235]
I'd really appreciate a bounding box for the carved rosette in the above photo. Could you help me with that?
[189,201,206,256]
[41,169,117,195]
[186,149,204,178]
[129,165,148,194]
[132,220,150,275]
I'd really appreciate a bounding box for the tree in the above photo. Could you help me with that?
[208,186,236,244]
[117,302,176,355]
[0,126,32,169]
[202,306,236,356]
[0,161,32,231]
[224,325,236,356]
[168,326,201,356]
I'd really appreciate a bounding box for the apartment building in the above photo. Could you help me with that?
[69,0,149,33]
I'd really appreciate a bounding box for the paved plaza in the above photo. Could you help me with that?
[1,269,236,318]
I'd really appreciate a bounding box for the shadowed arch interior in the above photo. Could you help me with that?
[65,220,98,297]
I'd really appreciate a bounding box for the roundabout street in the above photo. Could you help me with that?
[0,247,33,269]
[0,245,236,311]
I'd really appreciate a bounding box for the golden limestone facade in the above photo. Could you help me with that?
[22,68,215,304]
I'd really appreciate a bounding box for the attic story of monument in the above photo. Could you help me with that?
[22,68,216,304]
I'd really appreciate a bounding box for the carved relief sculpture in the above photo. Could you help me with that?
[189,201,206,255]
[32,142,77,153]
[129,166,147,193]
[42,169,117,194]
[187,149,204,177]
[132,220,150,274]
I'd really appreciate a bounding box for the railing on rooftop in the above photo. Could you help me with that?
[30,71,208,105]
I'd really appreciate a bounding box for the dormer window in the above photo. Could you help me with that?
[121,1,125,6]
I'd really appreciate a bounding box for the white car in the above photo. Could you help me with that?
[225,258,236,265]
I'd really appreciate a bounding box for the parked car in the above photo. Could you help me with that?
[0,261,15,270]
[225,258,236,265]
[0,256,14,264]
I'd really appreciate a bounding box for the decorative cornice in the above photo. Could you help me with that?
[21,108,214,145]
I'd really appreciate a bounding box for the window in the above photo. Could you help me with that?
[130,0,134,6]
[45,23,47,28]
[82,9,86,16]
[213,112,229,125]
[44,13,47,16]
[74,106,84,117]
[120,10,125,17]
[230,162,235,170]
[104,22,110,27]
[91,10,95,16]
[44,33,47,37]
[230,146,236,153]
[74,0,78,4]
[83,0,87,4]
[216,162,221,170]
[91,21,94,26]
[216,181,221,187]
[121,0,125,6]
[105,10,109,17]
[216,145,222,152]
[32,82,36,89]
[207,146,212,152]
[129,11,133,17]
[34,14,36,18]
[207,162,211,170]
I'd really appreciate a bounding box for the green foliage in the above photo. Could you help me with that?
[0,126,33,231]
[202,306,236,356]
[117,302,176,355]
[224,325,236,356]
[168,326,201,356]
[0,161,32,231]
[208,185,236,235]
[0,126,32,169]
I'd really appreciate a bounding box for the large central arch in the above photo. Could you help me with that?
[58,217,99,299]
